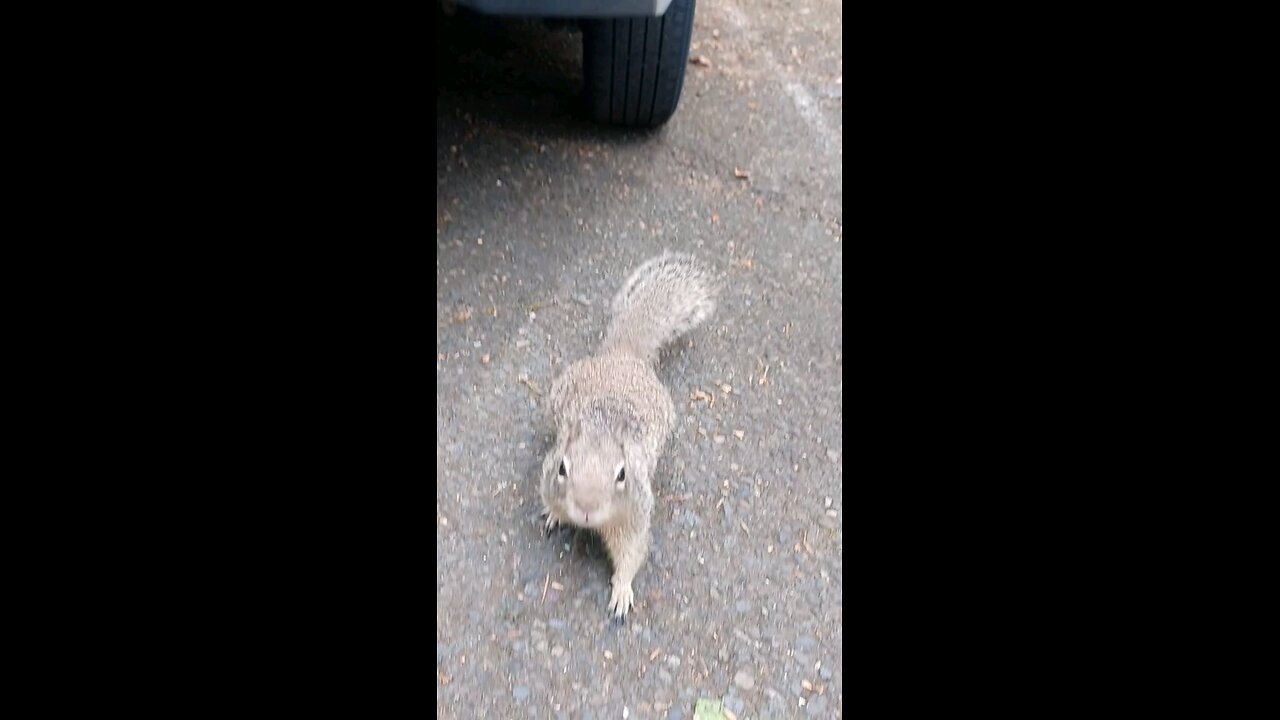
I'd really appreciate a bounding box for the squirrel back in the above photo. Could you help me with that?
[600,251,718,365]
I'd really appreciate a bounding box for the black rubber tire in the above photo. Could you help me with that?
[581,0,696,128]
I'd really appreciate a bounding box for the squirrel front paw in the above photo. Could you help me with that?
[607,576,635,620]
[540,506,561,538]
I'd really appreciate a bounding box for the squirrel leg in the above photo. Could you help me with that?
[539,448,565,538]
[540,504,564,537]
[539,488,564,538]
[603,518,650,620]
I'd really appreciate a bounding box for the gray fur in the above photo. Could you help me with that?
[601,251,719,366]
[540,252,717,619]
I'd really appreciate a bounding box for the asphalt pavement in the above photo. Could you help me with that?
[437,0,842,716]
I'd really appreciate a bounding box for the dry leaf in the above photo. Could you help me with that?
[720,383,732,394]
[649,648,661,661]
[518,377,542,396]
[733,430,745,440]
[480,354,490,365]
[734,168,750,180]
[690,55,713,67]
[711,213,720,224]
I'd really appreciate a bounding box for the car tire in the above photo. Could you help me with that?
[581,0,696,128]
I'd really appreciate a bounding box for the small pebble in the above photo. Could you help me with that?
[734,669,755,690]
[513,686,530,702]
[804,693,829,716]
[551,645,565,657]
[480,354,490,364]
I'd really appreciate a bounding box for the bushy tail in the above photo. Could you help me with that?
[601,251,718,365]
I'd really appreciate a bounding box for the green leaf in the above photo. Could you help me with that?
[693,697,726,720]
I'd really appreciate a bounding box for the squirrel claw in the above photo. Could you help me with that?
[607,579,635,620]
[542,511,560,538]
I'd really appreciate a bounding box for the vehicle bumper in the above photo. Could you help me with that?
[452,0,674,18]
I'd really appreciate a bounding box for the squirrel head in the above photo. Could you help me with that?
[548,420,633,530]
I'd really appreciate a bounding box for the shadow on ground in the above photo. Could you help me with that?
[436,8,669,144]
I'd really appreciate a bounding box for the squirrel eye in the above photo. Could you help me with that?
[558,461,567,478]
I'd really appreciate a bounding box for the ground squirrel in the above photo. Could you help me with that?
[540,251,718,620]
